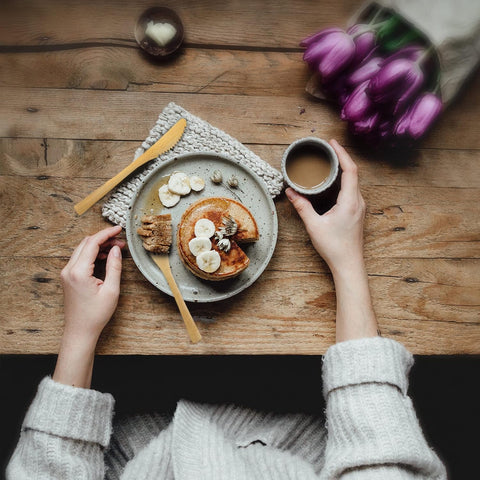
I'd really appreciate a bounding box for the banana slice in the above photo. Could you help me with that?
[189,175,205,192]
[188,237,212,257]
[168,172,191,196]
[158,184,180,207]
[196,250,221,273]
[194,218,216,238]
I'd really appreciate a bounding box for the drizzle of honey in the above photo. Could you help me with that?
[141,175,170,216]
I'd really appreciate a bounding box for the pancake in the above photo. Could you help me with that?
[177,197,259,281]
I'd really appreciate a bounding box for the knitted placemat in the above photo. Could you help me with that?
[102,102,284,228]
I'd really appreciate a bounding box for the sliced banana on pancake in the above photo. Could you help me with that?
[196,250,221,273]
[188,237,212,257]
[194,218,216,238]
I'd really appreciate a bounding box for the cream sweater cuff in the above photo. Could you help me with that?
[322,336,413,399]
[22,376,115,447]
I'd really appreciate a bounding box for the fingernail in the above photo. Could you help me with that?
[112,245,121,258]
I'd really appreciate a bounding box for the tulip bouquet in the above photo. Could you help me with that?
[302,8,443,147]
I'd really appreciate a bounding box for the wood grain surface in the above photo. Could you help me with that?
[1,0,479,354]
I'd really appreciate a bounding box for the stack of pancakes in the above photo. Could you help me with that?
[177,197,259,281]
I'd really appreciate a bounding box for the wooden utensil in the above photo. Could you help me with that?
[74,118,187,215]
[151,254,202,344]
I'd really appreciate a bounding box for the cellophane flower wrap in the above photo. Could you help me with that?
[303,0,480,147]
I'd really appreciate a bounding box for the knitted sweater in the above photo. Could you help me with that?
[6,337,447,479]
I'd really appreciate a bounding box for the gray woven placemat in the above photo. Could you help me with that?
[102,102,284,228]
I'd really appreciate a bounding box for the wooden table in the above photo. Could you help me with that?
[1,0,479,355]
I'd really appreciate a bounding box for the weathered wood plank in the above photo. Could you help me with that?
[2,87,480,149]
[0,87,341,143]
[0,48,308,96]
[0,257,478,355]
[280,185,480,261]
[0,0,362,48]
[0,175,478,260]
[2,139,480,190]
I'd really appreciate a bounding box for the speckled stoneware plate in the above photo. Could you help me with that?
[126,152,278,302]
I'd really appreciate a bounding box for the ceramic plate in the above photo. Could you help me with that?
[126,152,278,302]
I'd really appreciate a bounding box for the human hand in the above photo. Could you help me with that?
[60,225,125,344]
[287,140,377,342]
[286,139,366,276]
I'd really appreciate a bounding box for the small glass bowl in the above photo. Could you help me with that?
[134,7,184,58]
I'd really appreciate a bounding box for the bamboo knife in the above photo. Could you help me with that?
[74,118,187,215]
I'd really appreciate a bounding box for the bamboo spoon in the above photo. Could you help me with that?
[151,254,202,344]
[74,118,187,215]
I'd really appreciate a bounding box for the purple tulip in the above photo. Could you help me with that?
[302,28,356,81]
[394,92,443,140]
[347,24,376,65]
[318,32,356,81]
[369,57,424,114]
[341,81,374,122]
[350,111,381,135]
[303,33,345,68]
[346,55,382,88]
[300,27,343,48]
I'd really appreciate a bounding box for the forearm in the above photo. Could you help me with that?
[321,337,447,479]
[7,377,114,480]
[53,330,98,388]
[330,258,378,343]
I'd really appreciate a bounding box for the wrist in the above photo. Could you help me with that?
[62,317,102,348]
[330,259,378,343]
[59,325,99,361]
[330,256,367,284]
[54,334,97,389]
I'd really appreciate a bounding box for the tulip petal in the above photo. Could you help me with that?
[408,93,442,138]
[393,76,423,115]
[393,110,411,137]
[369,60,410,102]
[394,93,442,140]
[303,32,342,66]
[318,34,356,81]
[303,31,352,70]
[300,27,343,47]
[347,56,382,88]
[351,111,381,135]
[369,58,424,108]
[341,81,373,122]
[352,31,376,65]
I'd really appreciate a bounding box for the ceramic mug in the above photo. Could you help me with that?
[281,137,340,197]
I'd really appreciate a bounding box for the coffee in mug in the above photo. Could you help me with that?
[285,144,332,189]
[281,137,339,197]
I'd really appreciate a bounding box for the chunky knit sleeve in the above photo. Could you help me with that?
[6,376,114,480]
[320,337,447,480]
